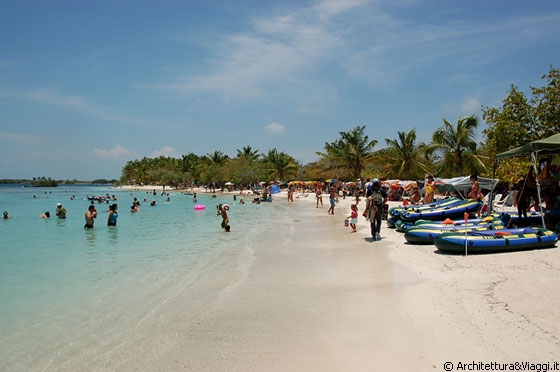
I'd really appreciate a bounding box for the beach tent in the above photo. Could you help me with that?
[271,184,281,194]
[495,133,560,160]
[493,133,560,227]
[435,176,498,198]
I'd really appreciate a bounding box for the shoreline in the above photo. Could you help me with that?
[97,189,559,370]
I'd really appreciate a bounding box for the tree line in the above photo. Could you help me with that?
[119,66,560,188]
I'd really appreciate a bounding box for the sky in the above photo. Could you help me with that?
[1,0,559,181]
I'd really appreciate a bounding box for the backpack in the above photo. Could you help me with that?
[371,189,383,205]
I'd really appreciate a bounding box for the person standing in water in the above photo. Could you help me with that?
[84,205,97,229]
[218,204,230,231]
[55,203,67,219]
[108,204,118,226]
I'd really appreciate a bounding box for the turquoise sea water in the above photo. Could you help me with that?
[0,185,292,371]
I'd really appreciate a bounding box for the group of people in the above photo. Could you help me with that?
[314,184,341,215]
[515,165,560,228]
[29,201,119,229]
[314,178,388,240]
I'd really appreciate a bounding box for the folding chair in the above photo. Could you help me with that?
[492,193,506,211]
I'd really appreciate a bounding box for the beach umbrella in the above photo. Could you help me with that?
[390,180,402,190]
[224,182,234,186]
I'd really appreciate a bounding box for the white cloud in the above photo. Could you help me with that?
[314,0,370,17]
[0,132,42,142]
[4,89,150,127]
[149,146,181,158]
[92,145,136,159]
[460,97,481,114]
[265,122,286,135]
[441,96,483,118]
[154,0,365,100]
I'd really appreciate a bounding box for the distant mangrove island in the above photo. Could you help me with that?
[0,177,118,187]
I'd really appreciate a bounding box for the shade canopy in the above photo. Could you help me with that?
[492,132,560,227]
[495,133,560,159]
[435,176,498,197]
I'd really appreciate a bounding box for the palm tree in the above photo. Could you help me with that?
[181,152,202,181]
[205,150,229,165]
[236,146,260,164]
[317,125,377,181]
[430,115,487,176]
[261,149,299,181]
[383,128,429,179]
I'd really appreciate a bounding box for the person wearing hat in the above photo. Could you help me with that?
[55,203,67,219]
[364,179,387,240]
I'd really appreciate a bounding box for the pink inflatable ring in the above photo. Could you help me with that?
[194,204,206,210]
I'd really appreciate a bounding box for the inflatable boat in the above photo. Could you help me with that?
[404,222,506,244]
[434,228,558,254]
[400,199,481,222]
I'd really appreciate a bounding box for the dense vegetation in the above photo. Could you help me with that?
[119,66,559,188]
[0,177,61,187]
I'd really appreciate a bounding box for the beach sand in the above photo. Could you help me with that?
[110,187,559,371]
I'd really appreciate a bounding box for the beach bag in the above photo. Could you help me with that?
[344,219,349,227]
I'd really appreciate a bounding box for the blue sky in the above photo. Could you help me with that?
[1,0,559,180]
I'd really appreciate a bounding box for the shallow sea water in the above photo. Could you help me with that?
[0,185,293,371]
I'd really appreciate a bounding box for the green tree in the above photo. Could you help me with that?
[482,85,536,155]
[481,66,560,183]
[236,146,260,164]
[531,66,560,138]
[431,115,486,176]
[261,149,299,181]
[382,128,429,180]
[482,66,560,156]
[317,125,377,181]
[205,150,229,165]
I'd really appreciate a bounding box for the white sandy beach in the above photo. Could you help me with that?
[110,186,559,371]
